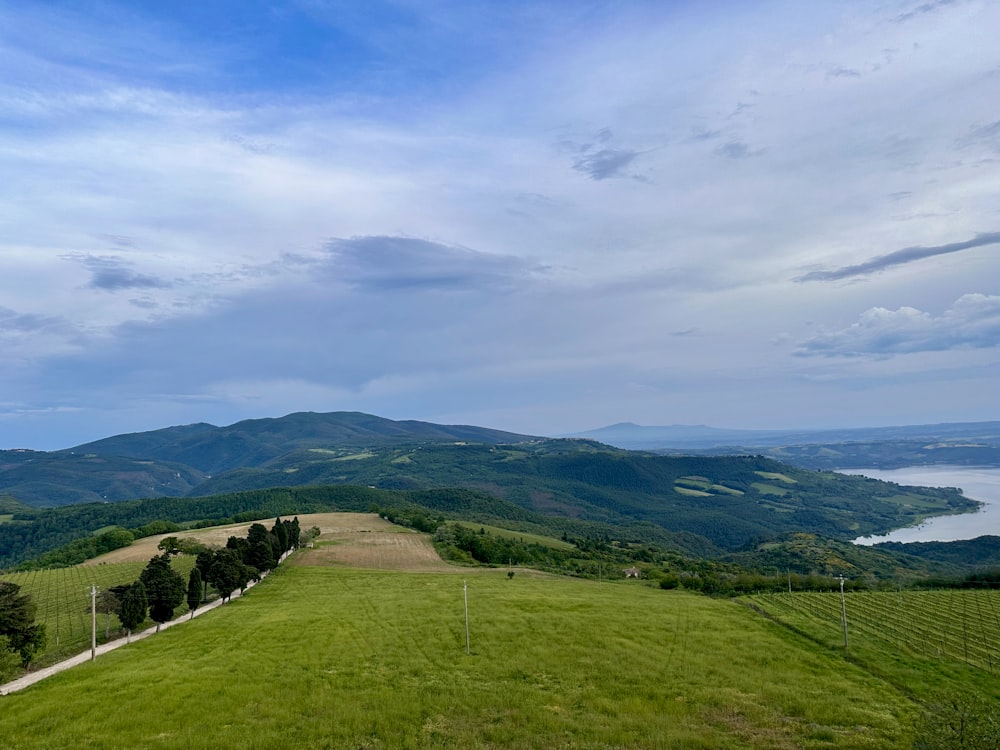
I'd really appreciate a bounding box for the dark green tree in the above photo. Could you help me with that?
[118,580,147,643]
[272,517,289,557]
[207,549,246,601]
[186,568,202,619]
[0,581,45,666]
[226,535,250,560]
[195,548,215,602]
[246,523,276,573]
[139,554,185,631]
[285,517,301,549]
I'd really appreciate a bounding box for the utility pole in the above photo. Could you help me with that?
[90,584,98,662]
[463,581,471,656]
[838,575,849,650]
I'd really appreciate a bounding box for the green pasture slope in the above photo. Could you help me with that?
[4,564,922,749]
[1,557,196,666]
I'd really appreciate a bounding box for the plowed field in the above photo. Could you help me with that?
[85,512,455,572]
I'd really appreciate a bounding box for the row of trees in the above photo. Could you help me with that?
[101,517,303,641]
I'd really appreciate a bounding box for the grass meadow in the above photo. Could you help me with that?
[1,560,921,749]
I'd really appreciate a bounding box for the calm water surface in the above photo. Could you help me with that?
[849,466,1000,544]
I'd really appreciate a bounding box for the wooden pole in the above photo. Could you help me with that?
[838,576,849,650]
[464,580,470,656]
[90,584,98,662]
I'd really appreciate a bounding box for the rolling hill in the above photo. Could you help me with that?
[0,411,980,569]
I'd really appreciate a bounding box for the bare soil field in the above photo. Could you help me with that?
[293,528,456,572]
[84,512,457,572]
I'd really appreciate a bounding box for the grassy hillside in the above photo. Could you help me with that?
[0,485,718,570]
[1,413,980,566]
[1,560,928,749]
[192,443,976,550]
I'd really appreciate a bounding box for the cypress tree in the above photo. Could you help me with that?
[207,549,245,601]
[186,568,202,619]
[272,517,289,556]
[119,580,148,643]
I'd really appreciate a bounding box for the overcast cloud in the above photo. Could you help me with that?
[0,0,998,449]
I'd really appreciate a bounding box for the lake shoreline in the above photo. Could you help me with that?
[845,465,1000,545]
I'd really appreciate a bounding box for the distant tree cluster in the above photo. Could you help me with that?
[434,524,569,567]
[15,528,136,570]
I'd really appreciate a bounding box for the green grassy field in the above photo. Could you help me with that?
[2,561,926,749]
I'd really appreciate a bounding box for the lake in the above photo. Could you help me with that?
[848,466,1000,544]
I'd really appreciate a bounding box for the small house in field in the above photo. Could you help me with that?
[623,566,641,579]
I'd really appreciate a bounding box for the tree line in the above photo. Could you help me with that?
[97,517,303,643]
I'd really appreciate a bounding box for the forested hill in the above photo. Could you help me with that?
[0,411,980,565]
[0,411,538,506]
[69,411,538,475]
[0,443,976,567]
[192,441,971,550]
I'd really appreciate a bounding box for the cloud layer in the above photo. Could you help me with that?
[798,294,1000,356]
[0,0,998,448]
[799,233,1000,282]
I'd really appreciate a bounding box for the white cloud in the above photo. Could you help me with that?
[1,1,1000,447]
[797,294,1000,356]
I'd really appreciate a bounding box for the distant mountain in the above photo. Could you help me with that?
[0,412,539,506]
[70,411,539,475]
[567,421,1000,468]
[0,411,983,558]
[0,411,988,568]
[0,444,977,565]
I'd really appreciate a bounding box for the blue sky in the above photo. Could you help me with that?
[1,0,999,450]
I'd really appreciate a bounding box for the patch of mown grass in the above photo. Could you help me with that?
[755,471,797,484]
[675,486,714,497]
[1,564,918,749]
[752,482,791,497]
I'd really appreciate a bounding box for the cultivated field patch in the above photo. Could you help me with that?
[84,512,400,565]
[293,516,456,572]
